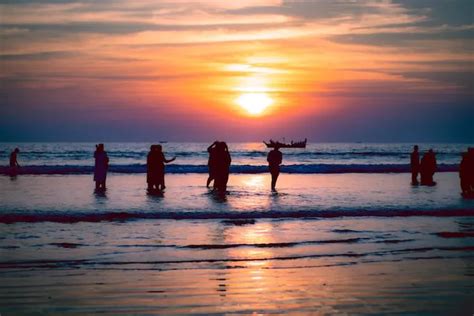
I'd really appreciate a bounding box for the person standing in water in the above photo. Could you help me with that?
[410,145,420,185]
[460,151,470,196]
[460,147,474,197]
[214,142,231,194]
[147,144,176,191]
[94,144,109,191]
[207,141,218,188]
[420,149,437,186]
[9,147,20,175]
[267,145,282,192]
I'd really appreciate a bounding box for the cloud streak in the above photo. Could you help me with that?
[0,0,473,141]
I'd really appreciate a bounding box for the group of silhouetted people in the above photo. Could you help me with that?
[460,147,474,198]
[410,145,438,186]
[207,141,232,193]
[6,144,474,197]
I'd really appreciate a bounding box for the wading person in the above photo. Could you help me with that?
[267,145,283,192]
[147,144,176,191]
[420,149,437,186]
[207,141,218,188]
[214,142,231,194]
[9,147,20,176]
[94,144,109,191]
[410,145,420,185]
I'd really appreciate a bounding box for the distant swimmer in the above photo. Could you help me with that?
[410,145,420,185]
[94,144,109,191]
[9,147,20,176]
[267,145,283,192]
[147,144,176,192]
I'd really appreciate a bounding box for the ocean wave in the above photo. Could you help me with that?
[1,208,473,224]
[1,246,473,269]
[0,163,459,175]
[0,150,462,159]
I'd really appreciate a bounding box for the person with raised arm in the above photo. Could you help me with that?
[147,144,176,192]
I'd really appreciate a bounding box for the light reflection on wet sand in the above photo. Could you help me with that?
[1,217,473,314]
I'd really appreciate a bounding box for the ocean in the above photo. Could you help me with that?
[0,142,468,174]
[1,142,473,315]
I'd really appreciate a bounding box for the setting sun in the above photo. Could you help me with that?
[236,93,273,115]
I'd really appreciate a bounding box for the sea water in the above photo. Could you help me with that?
[0,142,469,174]
[0,143,473,315]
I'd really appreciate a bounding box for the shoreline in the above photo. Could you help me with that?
[1,209,474,224]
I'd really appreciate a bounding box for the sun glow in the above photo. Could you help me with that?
[236,92,273,115]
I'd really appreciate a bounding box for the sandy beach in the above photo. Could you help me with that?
[1,172,473,315]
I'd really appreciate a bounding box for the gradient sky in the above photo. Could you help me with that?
[1,0,473,142]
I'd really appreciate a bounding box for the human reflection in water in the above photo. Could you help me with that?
[207,141,218,189]
[213,142,231,194]
[267,145,282,192]
[9,147,20,176]
[147,144,176,193]
[420,149,437,186]
[94,144,109,192]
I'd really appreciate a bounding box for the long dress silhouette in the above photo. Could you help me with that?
[410,145,419,185]
[147,145,175,191]
[420,149,437,186]
[214,142,231,193]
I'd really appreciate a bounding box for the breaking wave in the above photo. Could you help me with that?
[0,163,459,175]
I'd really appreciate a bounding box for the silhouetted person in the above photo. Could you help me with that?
[9,147,20,167]
[420,149,437,186]
[267,145,282,191]
[214,142,231,193]
[147,144,176,191]
[410,145,420,185]
[207,141,218,188]
[461,147,474,197]
[460,152,470,196]
[94,144,109,191]
[469,148,474,192]
[9,147,20,176]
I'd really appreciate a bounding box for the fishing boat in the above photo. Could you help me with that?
[263,138,307,148]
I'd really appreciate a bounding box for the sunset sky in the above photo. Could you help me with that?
[1,0,473,142]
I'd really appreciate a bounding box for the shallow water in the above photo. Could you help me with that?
[0,142,470,174]
[1,173,473,314]
[0,173,473,221]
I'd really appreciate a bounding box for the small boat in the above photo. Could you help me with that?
[263,138,307,149]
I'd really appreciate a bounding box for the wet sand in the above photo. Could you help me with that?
[0,173,473,314]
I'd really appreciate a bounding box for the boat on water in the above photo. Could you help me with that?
[263,138,307,148]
